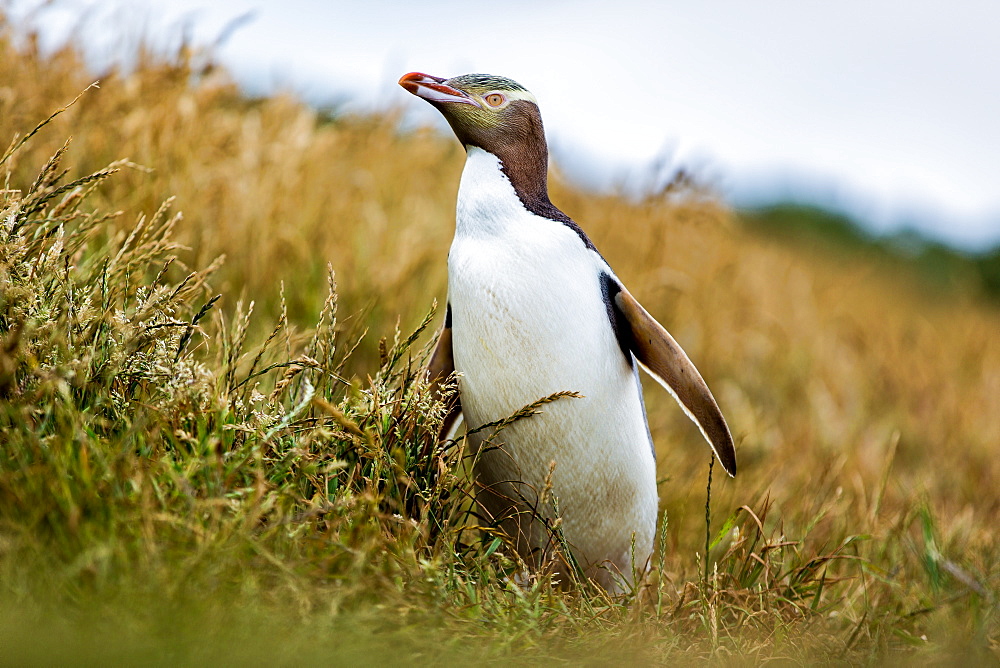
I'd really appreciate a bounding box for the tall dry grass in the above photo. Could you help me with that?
[1,17,997,662]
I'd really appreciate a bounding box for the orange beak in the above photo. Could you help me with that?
[398,72,482,108]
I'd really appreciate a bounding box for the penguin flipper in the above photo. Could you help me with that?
[612,286,737,476]
[426,308,463,441]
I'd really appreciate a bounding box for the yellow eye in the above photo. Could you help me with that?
[484,93,505,107]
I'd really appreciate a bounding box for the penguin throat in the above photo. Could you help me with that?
[462,131,566,225]
[457,148,597,252]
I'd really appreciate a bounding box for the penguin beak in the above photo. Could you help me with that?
[398,72,482,108]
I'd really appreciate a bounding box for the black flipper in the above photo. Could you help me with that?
[608,281,736,476]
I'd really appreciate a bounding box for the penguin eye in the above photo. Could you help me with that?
[484,93,506,107]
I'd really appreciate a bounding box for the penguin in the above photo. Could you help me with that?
[399,72,736,593]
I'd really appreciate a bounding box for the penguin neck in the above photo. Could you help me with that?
[456,146,575,234]
[455,147,599,253]
[455,148,533,237]
[487,131,552,215]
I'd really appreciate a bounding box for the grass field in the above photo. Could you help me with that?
[1,20,998,664]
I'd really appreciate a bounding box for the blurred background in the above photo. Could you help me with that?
[7,0,1000,251]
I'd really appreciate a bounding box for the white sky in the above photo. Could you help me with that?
[9,0,1000,249]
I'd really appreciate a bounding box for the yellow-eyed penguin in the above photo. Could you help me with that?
[399,72,736,593]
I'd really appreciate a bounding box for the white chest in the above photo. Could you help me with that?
[448,149,618,418]
[444,147,658,589]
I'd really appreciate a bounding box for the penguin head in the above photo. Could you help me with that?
[399,72,546,155]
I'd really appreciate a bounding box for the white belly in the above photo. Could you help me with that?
[448,149,657,589]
